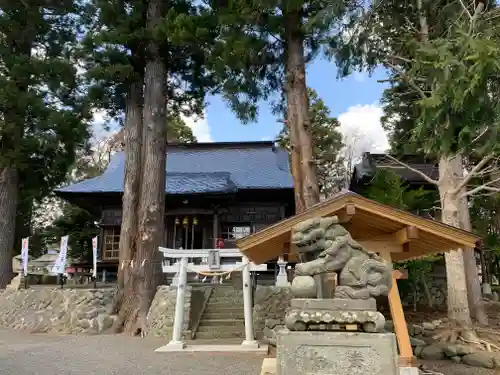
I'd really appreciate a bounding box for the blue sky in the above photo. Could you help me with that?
[194,58,391,152]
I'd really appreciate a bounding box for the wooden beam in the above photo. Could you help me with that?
[358,239,403,254]
[380,251,416,368]
[337,203,356,223]
[393,226,419,244]
[357,226,419,254]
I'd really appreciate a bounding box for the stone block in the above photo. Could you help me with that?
[462,352,499,369]
[285,298,385,332]
[290,298,376,311]
[420,345,445,360]
[276,329,398,375]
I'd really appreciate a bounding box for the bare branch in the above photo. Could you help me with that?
[457,0,473,21]
[470,1,485,33]
[388,55,414,64]
[384,155,439,185]
[461,176,500,198]
[452,154,494,195]
[384,61,427,99]
[416,0,429,42]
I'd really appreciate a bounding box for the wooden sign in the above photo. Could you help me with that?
[207,250,221,270]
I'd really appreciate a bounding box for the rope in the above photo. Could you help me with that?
[184,263,247,277]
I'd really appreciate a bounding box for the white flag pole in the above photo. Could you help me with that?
[52,236,69,287]
[21,237,29,277]
[92,236,98,280]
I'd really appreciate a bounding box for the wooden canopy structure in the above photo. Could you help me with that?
[236,190,481,367]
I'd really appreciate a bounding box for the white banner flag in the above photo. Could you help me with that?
[92,236,98,278]
[21,237,29,276]
[52,235,69,274]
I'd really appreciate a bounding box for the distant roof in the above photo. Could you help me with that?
[352,152,438,185]
[56,141,294,196]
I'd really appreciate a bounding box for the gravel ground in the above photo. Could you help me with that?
[0,329,264,375]
[0,329,496,375]
[419,360,497,375]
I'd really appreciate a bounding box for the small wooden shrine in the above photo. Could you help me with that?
[236,190,481,367]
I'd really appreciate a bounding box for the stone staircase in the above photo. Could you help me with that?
[195,285,245,339]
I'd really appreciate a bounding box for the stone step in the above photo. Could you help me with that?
[195,329,245,339]
[210,287,243,295]
[197,323,245,332]
[210,293,244,299]
[203,309,244,317]
[198,318,245,327]
[202,311,245,319]
[206,299,244,306]
[204,303,244,310]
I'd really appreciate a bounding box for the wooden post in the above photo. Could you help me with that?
[381,252,416,368]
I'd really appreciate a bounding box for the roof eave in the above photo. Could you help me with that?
[236,190,481,264]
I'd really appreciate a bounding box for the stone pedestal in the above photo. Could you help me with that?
[276,329,398,375]
[284,298,386,333]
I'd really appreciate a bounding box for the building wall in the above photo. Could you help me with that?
[99,199,289,260]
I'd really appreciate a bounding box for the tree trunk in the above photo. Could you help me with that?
[135,0,168,328]
[286,112,305,213]
[0,166,18,288]
[114,81,144,315]
[14,193,33,257]
[438,155,472,327]
[284,11,320,209]
[458,196,488,325]
[112,0,166,335]
[284,10,324,296]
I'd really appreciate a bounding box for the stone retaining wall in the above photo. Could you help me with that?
[0,287,116,334]
[0,285,201,339]
[253,286,292,343]
[146,285,211,339]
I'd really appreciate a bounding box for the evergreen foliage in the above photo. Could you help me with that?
[0,2,91,273]
[0,2,91,199]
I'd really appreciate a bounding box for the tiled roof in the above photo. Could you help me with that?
[56,142,294,195]
[352,152,438,184]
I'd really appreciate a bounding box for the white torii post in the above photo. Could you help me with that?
[241,255,259,348]
[165,256,188,350]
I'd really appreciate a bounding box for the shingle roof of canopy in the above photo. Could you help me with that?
[236,190,481,264]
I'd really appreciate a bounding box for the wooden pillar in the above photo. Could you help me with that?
[381,251,416,368]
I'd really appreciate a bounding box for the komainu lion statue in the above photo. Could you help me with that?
[291,216,392,300]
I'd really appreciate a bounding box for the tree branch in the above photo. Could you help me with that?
[458,0,473,21]
[461,176,500,198]
[384,61,427,99]
[384,155,439,185]
[451,154,494,195]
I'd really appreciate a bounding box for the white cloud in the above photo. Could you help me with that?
[261,136,272,141]
[181,111,213,142]
[90,108,112,141]
[337,104,389,155]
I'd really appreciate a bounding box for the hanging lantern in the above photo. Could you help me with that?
[174,217,180,226]
[182,216,189,226]
[193,217,198,226]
